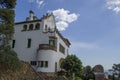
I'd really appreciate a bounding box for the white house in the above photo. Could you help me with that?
[12,10,71,73]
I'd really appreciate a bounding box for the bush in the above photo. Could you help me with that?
[61,55,83,77]
[75,77,82,80]
[0,45,20,71]
[0,0,19,71]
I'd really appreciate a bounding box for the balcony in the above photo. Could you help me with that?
[38,44,57,51]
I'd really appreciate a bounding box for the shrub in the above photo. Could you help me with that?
[75,77,82,80]
[0,45,20,71]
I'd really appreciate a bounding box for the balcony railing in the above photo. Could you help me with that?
[38,44,57,51]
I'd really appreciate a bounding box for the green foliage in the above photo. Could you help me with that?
[61,55,83,77]
[112,64,120,71]
[75,77,82,80]
[0,45,20,70]
[0,0,20,71]
[112,63,120,78]
[0,9,14,41]
[83,65,94,80]
[0,0,16,9]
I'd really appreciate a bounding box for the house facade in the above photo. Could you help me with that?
[12,10,71,73]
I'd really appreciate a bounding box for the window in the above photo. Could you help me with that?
[30,61,37,66]
[38,61,48,68]
[23,25,27,31]
[29,24,33,30]
[45,61,48,67]
[49,40,55,46]
[55,62,57,72]
[38,61,41,67]
[45,24,48,31]
[12,40,15,48]
[49,37,56,47]
[43,24,48,33]
[41,61,44,67]
[59,44,65,54]
[35,23,40,30]
[27,38,31,48]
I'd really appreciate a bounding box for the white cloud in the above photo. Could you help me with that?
[106,0,120,13]
[52,8,79,31]
[56,21,68,31]
[113,6,120,12]
[36,0,44,8]
[28,0,45,8]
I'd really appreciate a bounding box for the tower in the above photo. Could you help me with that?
[29,10,34,21]
[26,10,38,21]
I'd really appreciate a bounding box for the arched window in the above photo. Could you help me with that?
[35,23,40,30]
[45,24,48,31]
[29,24,33,30]
[23,25,27,31]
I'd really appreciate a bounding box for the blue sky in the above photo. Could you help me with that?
[15,0,120,70]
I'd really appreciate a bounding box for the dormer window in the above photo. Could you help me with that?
[22,25,27,31]
[35,23,40,30]
[29,24,33,30]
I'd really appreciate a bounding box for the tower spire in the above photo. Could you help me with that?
[26,10,38,21]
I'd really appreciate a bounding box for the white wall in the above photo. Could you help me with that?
[13,14,70,72]
[43,14,56,32]
[55,33,69,70]
[13,21,49,62]
[37,50,57,72]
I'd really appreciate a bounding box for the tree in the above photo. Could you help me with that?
[108,64,120,80]
[0,9,14,42]
[83,65,94,80]
[0,0,20,70]
[61,54,83,78]
[0,0,16,9]
[112,64,120,79]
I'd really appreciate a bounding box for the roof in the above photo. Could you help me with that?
[15,12,53,25]
[56,29,71,47]
[15,19,42,25]
[29,10,34,14]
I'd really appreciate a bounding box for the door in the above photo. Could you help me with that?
[55,62,57,72]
